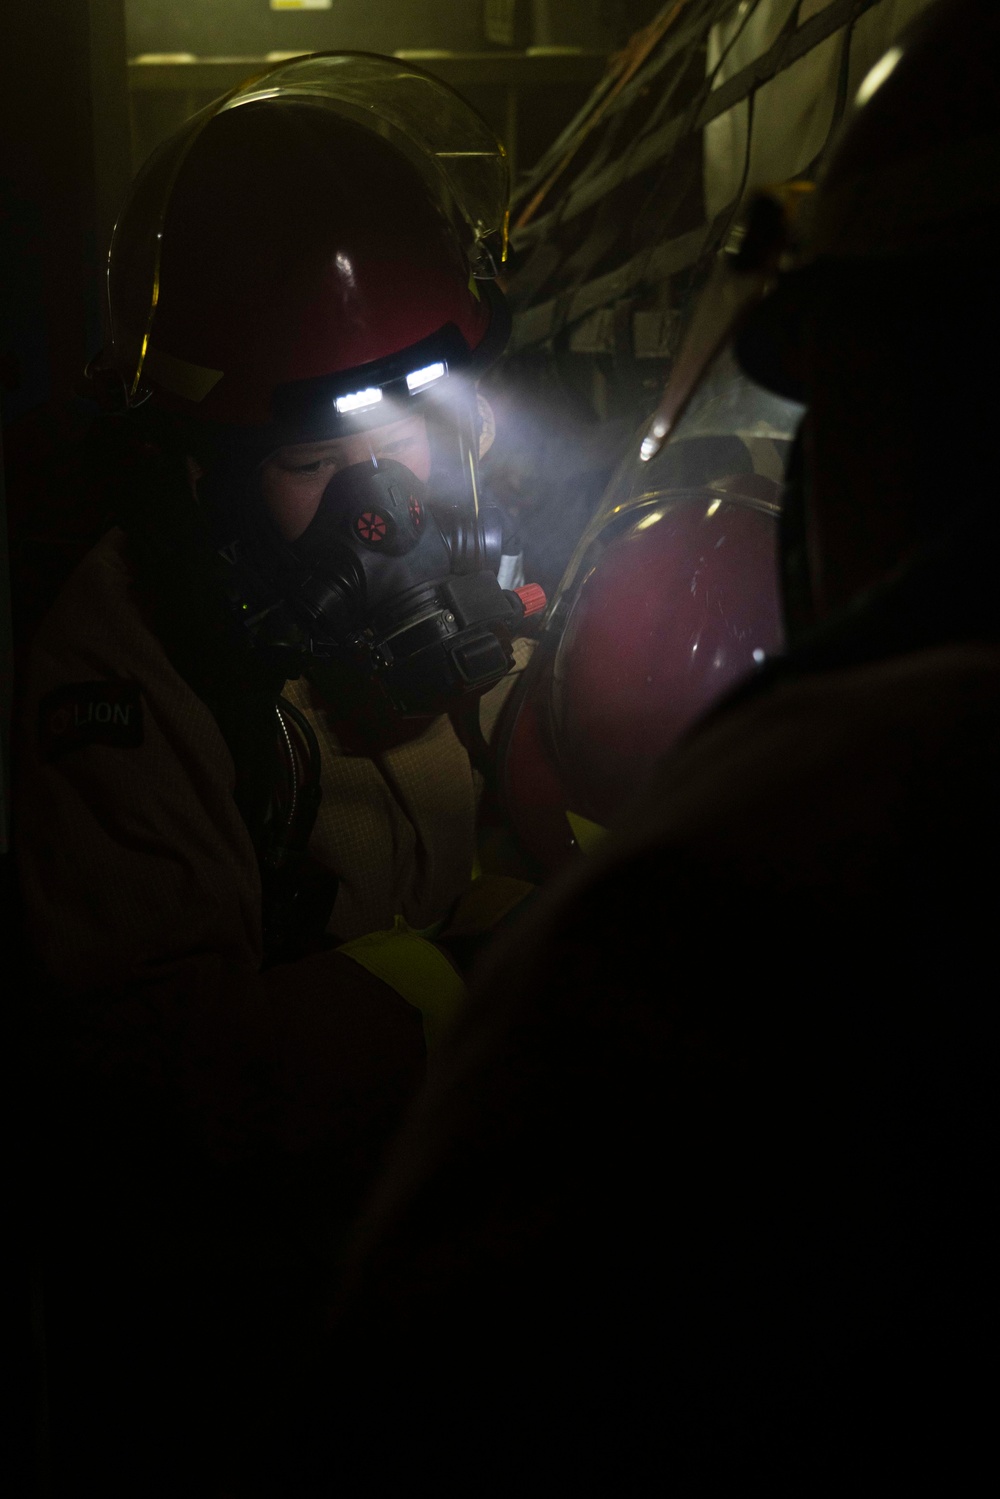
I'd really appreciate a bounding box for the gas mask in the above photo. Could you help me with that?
[212,362,543,716]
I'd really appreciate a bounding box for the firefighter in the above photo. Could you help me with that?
[17,54,536,1492]
[290,2,999,1492]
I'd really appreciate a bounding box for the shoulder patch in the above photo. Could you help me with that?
[39,681,144,760]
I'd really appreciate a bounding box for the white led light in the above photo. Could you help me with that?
[335,387,383,415]
[406,361,447,392]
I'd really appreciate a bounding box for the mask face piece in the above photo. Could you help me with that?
[208,356,539,715]
[288,458,453,638]
[223,447,521,716]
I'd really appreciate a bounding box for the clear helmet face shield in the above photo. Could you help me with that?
[547,184,813,629]
[233,52,511,278]
[535,339,804,829]
[549,343,805,627]
[108,52,511,411]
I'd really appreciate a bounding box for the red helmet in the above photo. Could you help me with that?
[498,350,796,864]
[106,53,511,428]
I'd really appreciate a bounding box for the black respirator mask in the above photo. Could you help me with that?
[210,357,541,716]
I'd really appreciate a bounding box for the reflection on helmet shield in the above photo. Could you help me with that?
[551,345,804,614]
[223,53,510,274]
[638,343,805,477]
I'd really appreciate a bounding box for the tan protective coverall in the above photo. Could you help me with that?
[16,527,528,1159]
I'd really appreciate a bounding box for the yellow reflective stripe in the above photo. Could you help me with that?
[338,916,465,1050]
[566,809,607,854]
